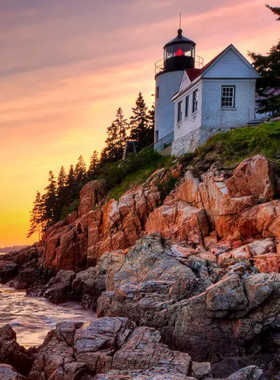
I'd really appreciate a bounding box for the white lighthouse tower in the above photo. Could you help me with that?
[154,29,201,147]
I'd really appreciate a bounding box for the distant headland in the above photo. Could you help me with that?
[0,245,29,253]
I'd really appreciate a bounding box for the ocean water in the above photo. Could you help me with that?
[0,286,95,348]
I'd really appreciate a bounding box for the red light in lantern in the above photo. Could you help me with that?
[175,48,183,57]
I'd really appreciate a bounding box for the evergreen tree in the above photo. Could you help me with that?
[101,108,128,163]
[42,171,57,230]
[129,92,154,150]
[74,155,87,183]
[87,150,100,179]
[249,5,280,115]
[56,166,67,221]
[27,191,43,239]
[64,165,76,205]
[115,107,128,152]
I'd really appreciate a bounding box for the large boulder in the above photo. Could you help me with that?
[27,322,83,380]
[44,270,76,304]
[72,267,106,310]
[74,318,135,373]
[97,235,198,323]
[0,263,18,284]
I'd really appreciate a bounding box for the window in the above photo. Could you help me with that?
[177,101,183,123]
[156,86,160,99]
[221,86,235,108]
[192,90,198,113]
[185,95,189,118]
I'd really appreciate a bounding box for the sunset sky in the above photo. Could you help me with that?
[0,0,278,247]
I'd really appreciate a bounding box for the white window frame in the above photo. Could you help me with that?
[221,86,235,108]
[177,100,183,123]
[192,89,198,113]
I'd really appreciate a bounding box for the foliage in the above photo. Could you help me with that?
[129,93,154,151]
[60,199,80,221]
[96,148,163,191]
[27,191,43,240]
[101,108,128,164]
[249,5,280,115]
[155,175,179,201]
[87,151,100,180]
[107,151,172,201]
[195,121,280,166]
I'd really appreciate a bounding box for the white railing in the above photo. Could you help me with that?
[155,56,204,75]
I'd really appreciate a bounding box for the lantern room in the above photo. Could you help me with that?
[163,29,196,72]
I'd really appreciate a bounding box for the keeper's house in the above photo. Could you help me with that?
[154,30,260,156]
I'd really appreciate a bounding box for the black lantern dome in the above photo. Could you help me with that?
[163,29,196,72]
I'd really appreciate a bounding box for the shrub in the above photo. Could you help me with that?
[60,198,80,220]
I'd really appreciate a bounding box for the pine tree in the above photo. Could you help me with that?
[56,166,67,221]
[27,191,43,239]
[74,155,87,183]
[64,165,76,205]
[115,107,128,153]
[129,93,154,150]
[42,171,57,231]
[267,4,280,19]
[87,151,100,179]
[249,5,280,115]
[101,108,128,163]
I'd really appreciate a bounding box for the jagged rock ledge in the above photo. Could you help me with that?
[0,317,269,379]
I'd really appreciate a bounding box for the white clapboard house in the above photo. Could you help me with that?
[154,29,260,156]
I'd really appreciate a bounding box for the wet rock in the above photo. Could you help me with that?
[8,267,39,290]
[0,325,34,377]
[0,263,18,283]
[44,270,76,304]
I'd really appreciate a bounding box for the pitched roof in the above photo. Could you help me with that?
[185,68,202,82]
[173,44,260,101]
[185,45,230,83]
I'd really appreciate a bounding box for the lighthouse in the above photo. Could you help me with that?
[154,29,201,146]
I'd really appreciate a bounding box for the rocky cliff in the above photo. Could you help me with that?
[1,154,280,379]
[41,154,280,274]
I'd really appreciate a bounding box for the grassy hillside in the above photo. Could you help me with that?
[180,121,280,175]
[108,121,280,201]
